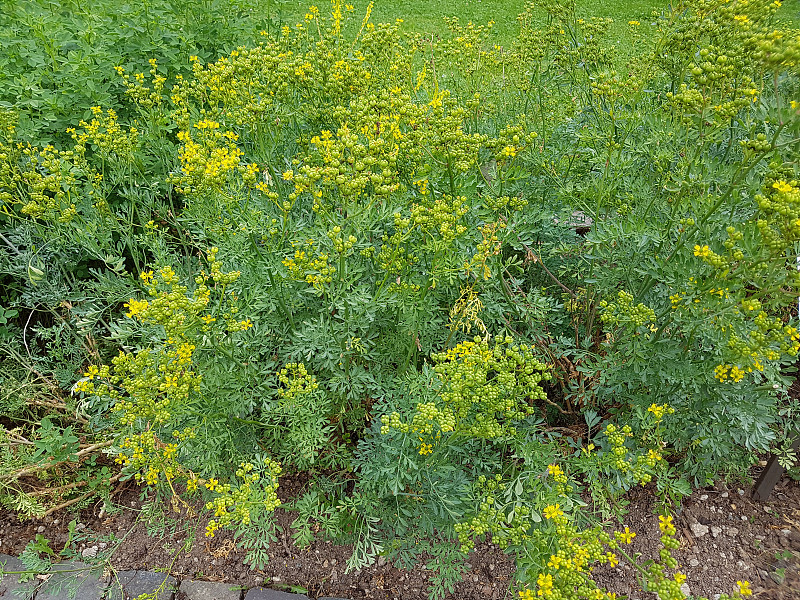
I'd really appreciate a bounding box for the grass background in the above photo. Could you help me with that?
[272,0,799,52]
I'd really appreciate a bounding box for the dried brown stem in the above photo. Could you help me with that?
[40,473,122,518]
[1,440,113,482]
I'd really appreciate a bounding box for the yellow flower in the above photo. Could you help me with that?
[536,573,554,597]
[772,180,794,194]
[737,581,752,596]
[543,504,564,520]
[616,526,635,544]
[729,365,745,382]
[124,298,149,318]
[694,244,711,258]
[205,520,219,537]
[658,514,675,534]
[547,462,569,485]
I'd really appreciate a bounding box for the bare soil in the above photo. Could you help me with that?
[1,468,799,600]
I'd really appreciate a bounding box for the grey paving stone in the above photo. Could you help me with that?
[179,579,243,600]
[36,560,106,600]
[243,588,309,600]
[106,570,177,600]
[0,554,38,600]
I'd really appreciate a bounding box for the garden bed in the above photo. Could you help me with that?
[2,470,799,600]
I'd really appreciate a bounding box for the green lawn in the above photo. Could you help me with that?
[275,0,664,41]
[273,0,797,52]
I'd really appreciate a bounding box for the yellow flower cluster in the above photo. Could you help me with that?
[71,106,140,161]
[116,59,167,110]
[523,504,630,599]
[115,428,195,486]
[647,403,675,421]
[693,244,727,269]
[418,440,433,455]
[204,459,282,537]
[2,140,94,222]
[547,463,571,495]
[522,505,752,600]
[282,240,335,292]
[604,423,664,485]
[73,251,256,511]
[714,363,746,383]
[383,337,551,445]
[174,127,244,194]
[487,121,538,166]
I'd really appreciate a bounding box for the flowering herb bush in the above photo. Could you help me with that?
[1,0,799,598]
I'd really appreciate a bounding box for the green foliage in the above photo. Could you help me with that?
[234,508,279,570]
[0,0,286,145]
[19,534,55,576]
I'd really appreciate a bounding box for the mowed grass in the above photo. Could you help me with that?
[274,0,664,43]
[273,0,797,55]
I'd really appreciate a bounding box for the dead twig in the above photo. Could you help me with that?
[1,440,113,482]
[40,473,123,518]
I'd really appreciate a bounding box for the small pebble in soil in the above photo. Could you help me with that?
[700,494,709,501]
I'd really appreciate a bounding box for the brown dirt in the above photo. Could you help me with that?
[1,469,799,600]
